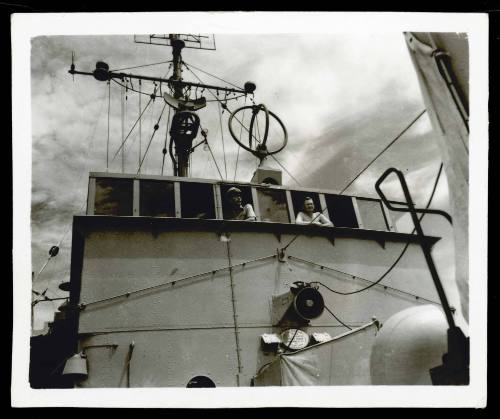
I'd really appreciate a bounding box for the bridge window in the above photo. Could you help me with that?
[257,188,290,223]
[186,375,216,388]
[94,178,133,216]
[356,198,389,231]
[139,180,175,217]
[290,191,322,221]
[324,194,359,228]
[180,182,216,219]
[220,184,254,220]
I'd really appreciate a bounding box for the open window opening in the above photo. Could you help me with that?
[94,178,133,216]
[324,194,359,228]
[180,182,216,219]
[139,180,175,217]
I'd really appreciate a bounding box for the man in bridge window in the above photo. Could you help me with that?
[225,187,256,221]
[295,197,333,226]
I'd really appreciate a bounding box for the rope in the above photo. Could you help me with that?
[324,305,352,330]
[137,101,168,174]
[339,109,427,194]
[218,102,228,179]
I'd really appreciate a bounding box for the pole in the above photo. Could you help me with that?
[170,35,190,177]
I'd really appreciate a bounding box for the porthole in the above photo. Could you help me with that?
[186,375,216,388]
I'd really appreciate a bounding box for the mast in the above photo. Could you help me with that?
[68,34,257,178]
[169,35,189,177]
[170,35,184,100]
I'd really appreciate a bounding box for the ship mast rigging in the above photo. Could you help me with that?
[68,33,290,179]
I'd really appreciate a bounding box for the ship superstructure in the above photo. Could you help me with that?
[29,32,469,388]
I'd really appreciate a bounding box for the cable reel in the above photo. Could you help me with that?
[228,103,288,161]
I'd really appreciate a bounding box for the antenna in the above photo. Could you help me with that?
[134,34,216,51]
[69,34,256,177]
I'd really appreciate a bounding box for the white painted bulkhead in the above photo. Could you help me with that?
[75,224,441,387]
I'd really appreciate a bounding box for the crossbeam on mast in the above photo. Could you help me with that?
[68,68,249,95]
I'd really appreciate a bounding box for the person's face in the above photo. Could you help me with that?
[230,194,242,206]
[304,199,315,213]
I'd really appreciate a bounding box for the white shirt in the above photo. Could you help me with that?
[295,211,333,226]
[228,204,256,221]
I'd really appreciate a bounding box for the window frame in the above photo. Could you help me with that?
[86,173,396,231]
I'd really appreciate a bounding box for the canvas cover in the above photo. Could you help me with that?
[254,321,378,386]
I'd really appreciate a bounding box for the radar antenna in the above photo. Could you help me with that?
[227,103,288,163]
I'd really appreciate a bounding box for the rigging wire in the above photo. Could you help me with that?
[112,78,162,98]
[184,64,301,185]
[139,79,142,169]
[121,82,125,172]
[288,256,441,305]
[79,254,277,308]
[269,155,302,186]
[218,102,228,179]
[233,96,247,181]
[324,305,352,330]
[182,60,244,90]
[106,81,110,171]
[282,328,299,354]
[280,112,434,252]
[137,101,168,174]
[34,84,109,283]
[110,59,172,72]
[161,106,171,176]
[204,135,224,180]
[310,162,444,297]
[339,109,427,194]
[110,80,153,163]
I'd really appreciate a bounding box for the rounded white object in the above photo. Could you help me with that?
[370,305,448,385]
[280,328,310,351]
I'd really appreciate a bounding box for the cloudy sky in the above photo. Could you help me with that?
[29,32,462,329]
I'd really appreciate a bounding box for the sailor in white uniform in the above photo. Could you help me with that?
[295,197,333,226]
[225,187,257,221]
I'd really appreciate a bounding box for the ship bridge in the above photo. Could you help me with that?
[55,171,444,388]
[82,171,439,247]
